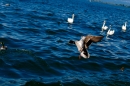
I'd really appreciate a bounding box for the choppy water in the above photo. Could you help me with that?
[0,0,130,86]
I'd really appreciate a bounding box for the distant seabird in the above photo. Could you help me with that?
[120,67,124,71]
[69,35,103,59]
[101,20,108,32]
[0,42,7,50]
[106,25,114,38]
[122,22,127,32]
[67,14,74,24]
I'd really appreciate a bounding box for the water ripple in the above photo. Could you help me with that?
[0,0,130,85]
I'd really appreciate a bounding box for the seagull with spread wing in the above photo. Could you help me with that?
[69,35,103,59]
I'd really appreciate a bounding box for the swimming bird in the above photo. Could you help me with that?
[101,20,108,32]
[0,42,7,50]
[122,22,127,32]
[120,67,124,71]
[69,35,104,59]
[106,25,114,38]
[67,14,74,24]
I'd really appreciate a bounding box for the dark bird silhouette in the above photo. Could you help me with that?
[0,42,7,50]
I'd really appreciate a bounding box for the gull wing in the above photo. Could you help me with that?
[90,35,104,42]
[84,35,103,49]
[84,35,103,43]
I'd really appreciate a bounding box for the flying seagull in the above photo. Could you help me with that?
[69,35,103,59]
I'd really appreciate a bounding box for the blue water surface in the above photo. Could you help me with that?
[101,0,130,6]
[0,0,130,86]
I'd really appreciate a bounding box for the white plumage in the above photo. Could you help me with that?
[106,25,114,38]
[101,20,108,32]
[75,36,86,52]
[122,22,127,32]
[67,14,74,24]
